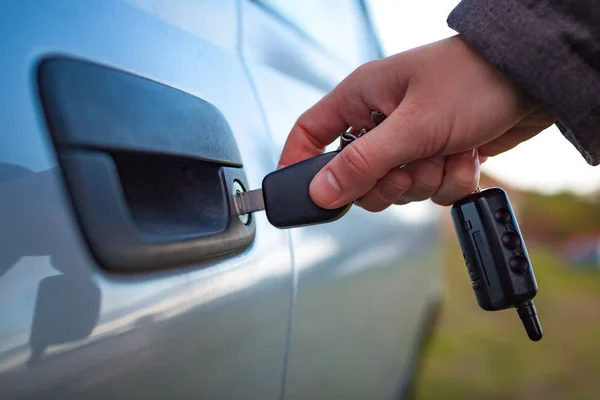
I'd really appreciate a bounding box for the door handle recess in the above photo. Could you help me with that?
[38,57,254,272]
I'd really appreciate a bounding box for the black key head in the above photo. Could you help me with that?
[262,151,351,229]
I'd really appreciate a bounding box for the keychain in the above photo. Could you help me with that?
[236,110,543,341]
[355,111,543,341]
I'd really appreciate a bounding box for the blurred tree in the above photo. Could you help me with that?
[521,191,600,245]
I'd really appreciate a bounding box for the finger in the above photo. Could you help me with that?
[394,156,446,203]
[431,150,480,206]
[516,108,556,127]
[278,58,410,168]
[478,125,550,157]
[309,99,447,209]
[277,92,366,169]
[355,168,412,212]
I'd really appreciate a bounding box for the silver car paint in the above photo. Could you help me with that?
[241,3,442,397]
[0,0,442,399]
[1,1,291,398]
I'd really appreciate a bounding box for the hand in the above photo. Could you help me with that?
[278,36,555,211]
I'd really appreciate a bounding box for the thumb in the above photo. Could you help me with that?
[309,139,383,208]
[308,103,442,208]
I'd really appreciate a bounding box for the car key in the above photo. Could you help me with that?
[234,113,386,228]
[235,111,388,228]
[234,151,352,229]
[451,188,543,341]
[243,109,543,341]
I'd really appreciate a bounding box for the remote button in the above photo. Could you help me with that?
[469,270,479,281]
[494,208,511,224]
[510,255,529,274]
[466,262,479,280]
[472,281,480,290]
[502,231,521,249]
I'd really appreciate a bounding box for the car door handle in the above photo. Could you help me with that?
[38,57,254,272]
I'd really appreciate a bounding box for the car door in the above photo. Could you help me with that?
[0,1,293,399]
[241,1,444,398]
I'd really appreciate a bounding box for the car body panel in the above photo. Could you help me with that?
[0,1,293,398]
[0,1,443,399]
[241,1,443,398]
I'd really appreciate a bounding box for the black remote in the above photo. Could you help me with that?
[451,188,543,341]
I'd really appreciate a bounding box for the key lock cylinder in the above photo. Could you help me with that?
[235,111,542,341]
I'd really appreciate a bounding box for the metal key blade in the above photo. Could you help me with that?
[234,189,265,215]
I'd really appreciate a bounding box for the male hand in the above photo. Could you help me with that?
[278,36,554,211]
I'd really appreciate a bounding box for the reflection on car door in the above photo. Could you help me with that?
[241,1,444,398]
[0,1,293,398]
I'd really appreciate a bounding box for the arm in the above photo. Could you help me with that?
[449,0,600,165]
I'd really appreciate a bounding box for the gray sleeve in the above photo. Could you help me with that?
[448,0,600,165]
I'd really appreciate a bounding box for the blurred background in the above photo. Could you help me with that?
[368,1,600,399]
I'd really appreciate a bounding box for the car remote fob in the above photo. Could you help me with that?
[451,188,543,341]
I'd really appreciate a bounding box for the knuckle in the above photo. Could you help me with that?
[399,102,451,157]
[431,196,453,207]
[371,204,391,213]
[358,200,390,213]
[355,60,378,76]
[452,173,478,193]
[402,166,442,201]
[414,176,441,195]
[398,194,427,203]
[340,142,375,181]
[431,176,478,207]
[294,119,328,150]
[394,194,414,204]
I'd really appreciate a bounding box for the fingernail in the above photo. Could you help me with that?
[473,148,480,165]
[473,149,481,182]
[380,181,406,201]
[310,169,342,206]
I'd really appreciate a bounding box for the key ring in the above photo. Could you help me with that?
[339,127,367,150]
[338,110,382,150]
[338,110,408,168]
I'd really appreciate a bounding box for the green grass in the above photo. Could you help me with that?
[415,240,600,400]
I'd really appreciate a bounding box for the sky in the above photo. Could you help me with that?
[368,0,600,195]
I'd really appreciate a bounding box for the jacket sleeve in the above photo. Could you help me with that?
[448,0,600,165]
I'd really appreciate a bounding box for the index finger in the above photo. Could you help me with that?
[278,61,405,168]
[277,88,368,168]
